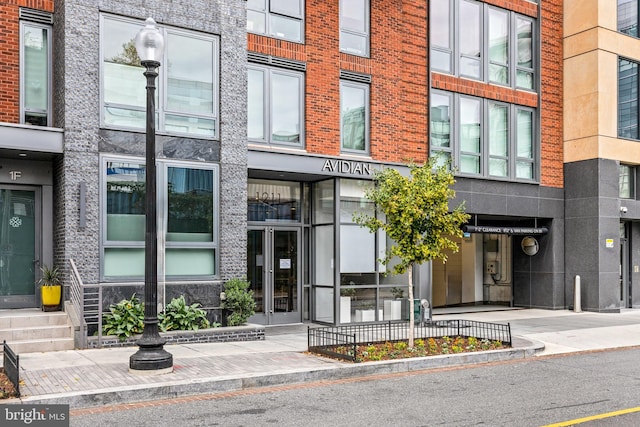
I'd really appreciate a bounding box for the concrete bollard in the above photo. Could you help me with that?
[574,275,581,312]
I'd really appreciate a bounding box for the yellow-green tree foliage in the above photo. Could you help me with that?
[355,159,469,346]
[356,160,469,271]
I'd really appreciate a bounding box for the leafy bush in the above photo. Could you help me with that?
[159,295,210,332]
[102,294,144,341]
[103,295,216,341]
[221,278,256,326]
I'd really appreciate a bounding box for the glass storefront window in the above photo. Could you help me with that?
[314,286,334,323]
[313,180,334,224]
[248,179,301,222]
[103,158,219,279]
[106,162,145,242]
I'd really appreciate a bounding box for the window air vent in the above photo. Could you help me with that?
[340,70,372,84]
[248,52,270,65]
[20,8,53,25]
[248,52,306,71]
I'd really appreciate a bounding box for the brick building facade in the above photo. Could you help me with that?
[9,1,626,330]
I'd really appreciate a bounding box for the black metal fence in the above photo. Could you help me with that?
[3,340,20,397]
[308,320,512,362]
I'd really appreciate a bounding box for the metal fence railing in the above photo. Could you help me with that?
[3,340,19,397]
[308,319,512,362]
[69,259,103,349]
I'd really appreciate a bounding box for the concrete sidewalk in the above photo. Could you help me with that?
[8,308,640,409]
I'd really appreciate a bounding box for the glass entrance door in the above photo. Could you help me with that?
[0,187,39,308]
[247,227,300,324]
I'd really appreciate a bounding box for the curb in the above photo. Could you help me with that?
[17,337,544,409]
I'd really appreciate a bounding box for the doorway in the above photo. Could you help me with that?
[0,186,40,309]
[247,227,300,324]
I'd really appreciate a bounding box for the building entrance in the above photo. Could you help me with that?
[247,227,300,324]
[0,186,40,309]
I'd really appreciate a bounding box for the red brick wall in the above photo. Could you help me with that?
[0,0,54,124]
[539,0,563,189]
[429,0,563,188]
[249,0,427,163]
[248,0,563,187]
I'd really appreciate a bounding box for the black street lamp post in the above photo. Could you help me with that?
[129,17,173,372]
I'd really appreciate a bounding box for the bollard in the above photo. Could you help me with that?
[574,275,581,312]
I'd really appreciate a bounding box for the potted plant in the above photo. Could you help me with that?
[39,265,62,311]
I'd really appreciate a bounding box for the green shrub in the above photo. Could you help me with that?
[102,294,144,341]
[221,278,256,326]
[159,295,210,332]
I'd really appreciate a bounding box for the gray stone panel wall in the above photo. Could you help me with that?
[454,178,565,309]
[565,158,625,312]
[54,0,247,286]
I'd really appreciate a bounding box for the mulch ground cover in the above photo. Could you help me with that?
[0,369,18,399]
[323,336,508,362]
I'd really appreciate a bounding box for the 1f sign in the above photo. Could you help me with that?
[9,171,21,181]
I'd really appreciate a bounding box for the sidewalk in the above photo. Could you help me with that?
[8,308,640,409]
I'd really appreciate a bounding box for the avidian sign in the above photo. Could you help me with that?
[321,159,373,176]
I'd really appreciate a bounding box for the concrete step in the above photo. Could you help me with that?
[1,337,75,354]
[0,310,69,329]
[1,324,73,341]
[0,309,75,355]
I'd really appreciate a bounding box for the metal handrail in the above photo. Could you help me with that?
[68,259,103,348]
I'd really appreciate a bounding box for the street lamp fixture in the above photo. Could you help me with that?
[129,17,173,373]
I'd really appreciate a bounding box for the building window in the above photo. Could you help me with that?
[620,164,635,199]
[340,0,369,56]
[247,0,304,43]
[20,20,52,126]
[102,157,219,279]
[430,90,536,181]
[619,57,639,139]
[340,81,369,153]
[100,15,218,138]
[248,65,304,146]
[430,0,536,90]
[619,0,639,37]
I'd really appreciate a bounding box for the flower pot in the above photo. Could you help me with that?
[41,285,62,311]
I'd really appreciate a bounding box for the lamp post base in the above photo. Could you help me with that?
[129,339,173,373]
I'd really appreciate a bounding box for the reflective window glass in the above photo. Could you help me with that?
[341,82,368,152]
[22,23,50,126]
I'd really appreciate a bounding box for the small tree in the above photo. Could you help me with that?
[355,159,469,347]
[221,278,256,326]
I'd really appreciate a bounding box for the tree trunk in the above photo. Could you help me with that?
[408,264,414,348]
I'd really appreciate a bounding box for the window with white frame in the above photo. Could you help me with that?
[20,18,52,126]
[101,15,218,138]
[430,90,536,181]
[340,0,369,56]
[430,0,536,90]
[248,64,304,146]
[102,157,219,279]
[340,80,369,153]
[247,0,304,43]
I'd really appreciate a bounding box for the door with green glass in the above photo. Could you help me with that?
[247,227,300,325]
[0,187,40,308]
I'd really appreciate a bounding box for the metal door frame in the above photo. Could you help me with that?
[248,226,301,325]
[621,235,630,308]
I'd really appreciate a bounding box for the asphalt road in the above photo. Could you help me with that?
[69,347,640,427]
